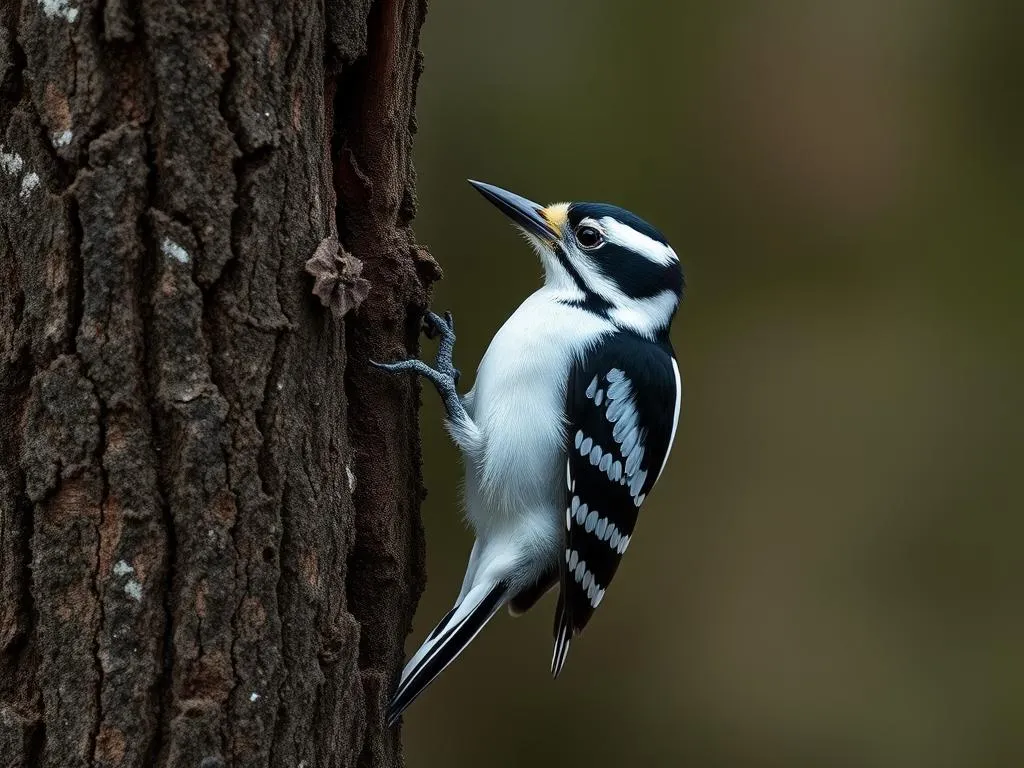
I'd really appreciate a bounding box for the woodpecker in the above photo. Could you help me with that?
[374,180,684,725]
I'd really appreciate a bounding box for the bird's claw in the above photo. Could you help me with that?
[374,308,460,389]
[423,310,455,341]
[424,310,459,383]
[371,308,469,435]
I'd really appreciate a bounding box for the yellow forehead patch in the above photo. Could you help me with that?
[541,203,569,232]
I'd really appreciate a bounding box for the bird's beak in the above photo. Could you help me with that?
[468,180,562,243]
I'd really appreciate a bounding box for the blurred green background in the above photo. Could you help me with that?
[402,1,1024,765]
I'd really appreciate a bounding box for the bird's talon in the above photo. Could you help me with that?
[423,310,455,341]
[422,311,442,338]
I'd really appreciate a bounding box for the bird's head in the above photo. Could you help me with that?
[469,180,684,340]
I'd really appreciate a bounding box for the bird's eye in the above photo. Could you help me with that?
[575,225,603,249]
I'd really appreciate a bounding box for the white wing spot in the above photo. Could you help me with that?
[621,425,640,457]
[585,375,598,399]
[613,406,638,441]
[606,377,631,401]
[625,445,645,476]
[579,436,593,456]
[628,468,648,498]
[575,502,588,525]
[606,397,626,422]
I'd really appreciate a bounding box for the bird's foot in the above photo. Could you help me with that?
[421,310,460,386]
[422,309,453,341]
[371,310,462,416]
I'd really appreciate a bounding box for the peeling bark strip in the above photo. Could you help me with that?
[1,1,430,767]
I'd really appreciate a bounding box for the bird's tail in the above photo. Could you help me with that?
[551,590,572,678]
[387,580,507,726]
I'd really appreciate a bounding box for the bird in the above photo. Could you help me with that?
[373,180,684,725]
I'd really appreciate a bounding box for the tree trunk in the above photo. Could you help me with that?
[0,1,432,766]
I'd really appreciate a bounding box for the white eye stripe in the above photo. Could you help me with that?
[598,217,677,266]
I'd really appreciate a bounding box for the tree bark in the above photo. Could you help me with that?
[0,1,432,766]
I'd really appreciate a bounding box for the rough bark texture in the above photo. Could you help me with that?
[0,0,432,766]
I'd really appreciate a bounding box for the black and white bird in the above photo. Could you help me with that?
[374,180,684,725]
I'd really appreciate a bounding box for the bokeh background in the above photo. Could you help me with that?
[402,1,1024,765]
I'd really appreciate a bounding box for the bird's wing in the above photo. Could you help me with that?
[552,333,681,676]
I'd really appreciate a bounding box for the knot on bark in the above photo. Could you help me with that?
[305,234,371,319]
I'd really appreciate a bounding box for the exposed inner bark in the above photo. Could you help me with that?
[0,1,431,766]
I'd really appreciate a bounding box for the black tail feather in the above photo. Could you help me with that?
[387,581,506,726]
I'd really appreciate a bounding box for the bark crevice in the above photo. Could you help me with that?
[139,126,176,768]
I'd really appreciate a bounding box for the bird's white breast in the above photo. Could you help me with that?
[463,289,613,534]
